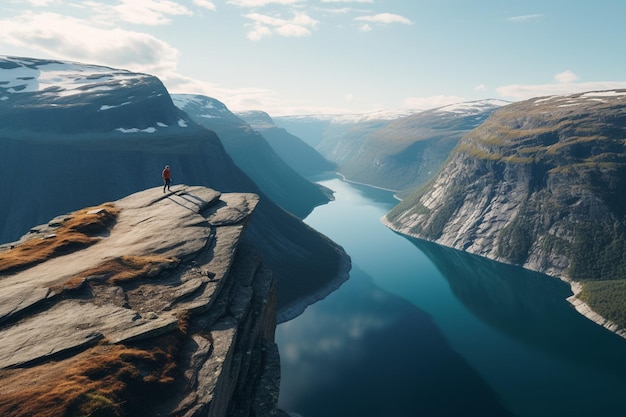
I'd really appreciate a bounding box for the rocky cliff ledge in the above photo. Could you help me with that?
[0,185,287,417]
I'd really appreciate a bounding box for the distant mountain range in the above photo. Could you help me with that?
[274,100,508,192]
[172,94,332,218]
[0,56,349,317]
[5,54,626,338]
[237,110,336,177]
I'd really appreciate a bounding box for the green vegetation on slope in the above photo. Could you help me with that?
[387,91,626,332]
[578,280,626,329]
[496,215,535,265]
[569,222,626,282]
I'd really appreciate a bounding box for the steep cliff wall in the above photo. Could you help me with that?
[0,185,286,417]
[385,90,626,332]
[0,56,350,320]
[337,100,506,193]
[173,95,332,218]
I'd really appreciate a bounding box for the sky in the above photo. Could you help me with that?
[2,0,626,116]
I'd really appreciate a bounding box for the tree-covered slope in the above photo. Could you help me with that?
[385,90,626,327]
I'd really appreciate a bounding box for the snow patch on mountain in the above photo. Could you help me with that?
[0,55,189,134]
[279,108,422,124]
[0,56,149,98]
[533,90,626,106]
[172,94,232,117]
[278,100,508,125]
[433,99,510,115]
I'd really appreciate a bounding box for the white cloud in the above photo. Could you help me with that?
[321,0,373,3]
[17,0,59,6]
[80,0,193,25]
[474,84,487,92]
[193,0,216,11]
[554,70,578,84]
[403,95,466,110]
[345,93,353,101]
[111,0,193,25]
[355,13,412,25]
[0,12,179,74]
[507,14,543,23]
[319,7,352,14]
[358,23,371,32]
[244,12,319,40]
[228,0,301,7]
[247,23,273,41]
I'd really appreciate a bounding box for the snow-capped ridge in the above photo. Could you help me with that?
[276,100,509,124]
[0,55,149,98]
[0,55,185,134]
[278,108,422,124]
[432,99,510,115]
[533,89,626,106]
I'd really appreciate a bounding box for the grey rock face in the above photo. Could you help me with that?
[0,185,283,416]
[0,56,349,322]
[385,91,626,282]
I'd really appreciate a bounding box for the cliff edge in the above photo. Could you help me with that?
[0,185,287,417]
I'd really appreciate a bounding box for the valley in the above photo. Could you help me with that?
[2,54,626,417]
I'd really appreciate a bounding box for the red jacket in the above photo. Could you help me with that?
[162,167,171,180]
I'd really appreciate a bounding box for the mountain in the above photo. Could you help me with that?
[171,94,331,218]
[273,102,506,193]
[237,110,336,177]
[336,100,508,193]
[384,90,626,331]
[0,56,350,319]
[274,110,416,161]
[0,186,287,417]
[274,109,419,149]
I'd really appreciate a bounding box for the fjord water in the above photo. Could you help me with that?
[276,174,626,417]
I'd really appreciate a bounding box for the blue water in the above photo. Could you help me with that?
[276,174,626,417]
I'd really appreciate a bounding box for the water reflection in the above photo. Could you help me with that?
[279,174,626,417]
[277,266,516,417]
[409,236,626,377]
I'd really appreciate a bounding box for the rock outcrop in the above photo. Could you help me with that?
[0,56,350,322]
[0,185,286,417]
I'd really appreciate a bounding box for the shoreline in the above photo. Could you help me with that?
[565,279,626,339]
[380,213,626,340]
[333,172,403,201]
[276,250,352,324]
[314,173,626,342]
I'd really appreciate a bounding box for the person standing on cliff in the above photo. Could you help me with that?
[162,165,171,193]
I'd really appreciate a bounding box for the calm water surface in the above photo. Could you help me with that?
[276,174,626,417]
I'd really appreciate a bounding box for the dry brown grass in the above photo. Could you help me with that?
[0,203,119,275]
[0,336,180,417]
[83,255,179,285]
[48,255,178,294]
